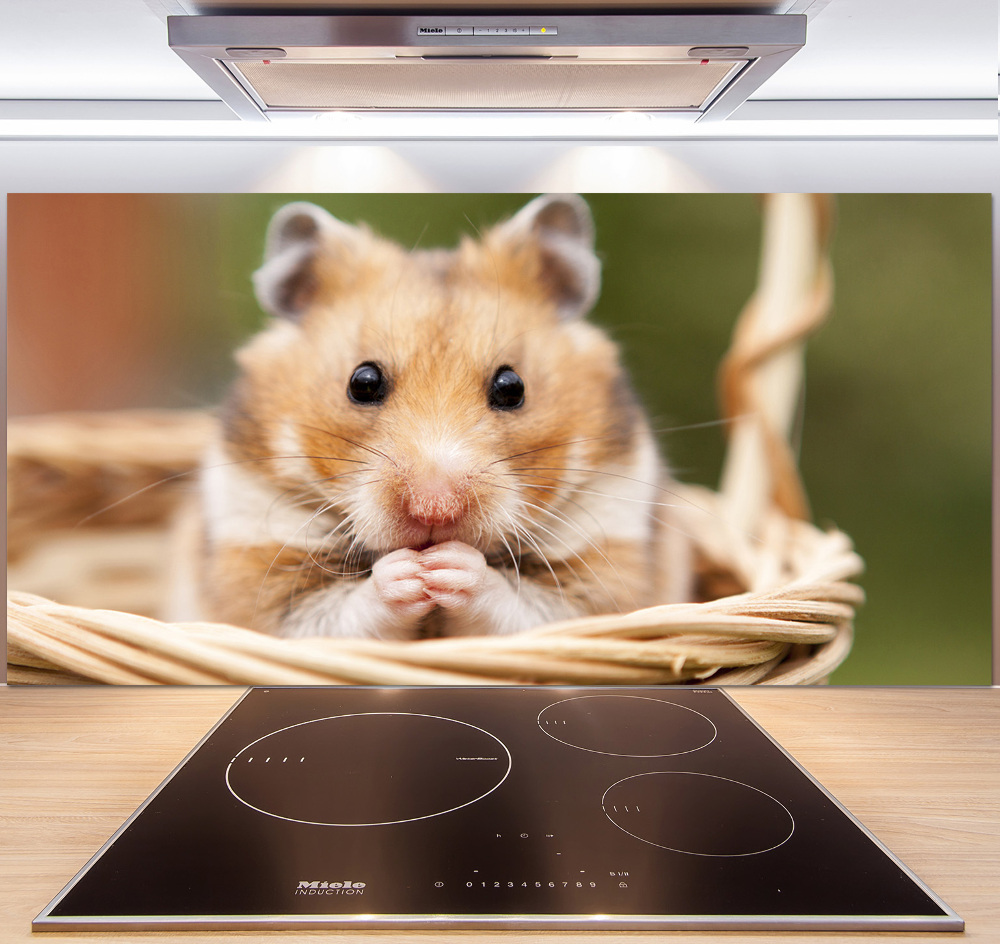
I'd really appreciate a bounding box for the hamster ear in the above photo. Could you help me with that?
[494,194,601,320]
[252,202,361,320]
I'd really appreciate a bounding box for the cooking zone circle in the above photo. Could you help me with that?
[225,713,511,826]
[603,771,795,856]
[537,695,717,756]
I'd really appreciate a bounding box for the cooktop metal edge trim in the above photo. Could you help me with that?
[32,687,256,930]
[719,689,964,932]
[31,912,966,932]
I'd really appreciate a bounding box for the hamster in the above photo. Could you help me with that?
[183,195,690,640]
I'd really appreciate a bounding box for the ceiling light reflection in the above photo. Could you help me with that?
[254,145,436,192]
[529,146,715,192]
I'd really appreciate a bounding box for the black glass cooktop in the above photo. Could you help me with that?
[34,686,962,932]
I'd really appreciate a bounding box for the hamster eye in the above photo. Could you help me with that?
[347,362,388,405]
[489,366,525,411]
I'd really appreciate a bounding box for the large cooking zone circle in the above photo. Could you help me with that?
[225,713,511,827]
[603,771,795,857]
[537,695,718,757]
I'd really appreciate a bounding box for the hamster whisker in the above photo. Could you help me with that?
[261,452,370,467]
[301,485,382,554]
[336,504,389,571]
[251,506,345,626]
[648,414,751,437]
[493,517,523,595]
[468,491,492,552]
[508,508,611,615]
[269,478,373,536]
[491,434,623,467]
[343,528,376,579]
[515,465,695,511]
[504,511,569,610]
[301,559,367,580]
[511,498,615,601]
[518,464,763,545]
[254,465,374,544]
[485,512,523,613]
[513,498,635,612]
[72,470,198,527]
[265,470,374,521]
[514,477,682,512]
[295,423,400,468]
[279,494,350,555]
[277,523,372,623]
[308,530,369,575]
[509,476,719,552]
[254,482,380,625]
[492,481,608,547]
[501,505,525,563]
[301,532,358,579]
[72,453,364,528]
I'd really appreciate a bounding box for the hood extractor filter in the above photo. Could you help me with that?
[167,13,806,121]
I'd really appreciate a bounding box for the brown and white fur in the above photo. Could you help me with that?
[178,195,690,639]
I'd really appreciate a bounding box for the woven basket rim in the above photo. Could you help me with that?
[6,418,863,686]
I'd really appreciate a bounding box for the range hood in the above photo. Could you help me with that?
[167,13,806,121]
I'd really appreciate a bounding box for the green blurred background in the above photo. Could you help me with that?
[10,193,992,684]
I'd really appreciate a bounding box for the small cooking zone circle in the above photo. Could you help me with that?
[537,693,718,756]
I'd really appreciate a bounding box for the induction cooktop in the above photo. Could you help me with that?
[34,686,962,932]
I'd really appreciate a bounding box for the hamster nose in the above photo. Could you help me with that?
[405,474,467,526]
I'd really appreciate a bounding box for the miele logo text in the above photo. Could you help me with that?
[418,27,444,33]
[296,880,366,896]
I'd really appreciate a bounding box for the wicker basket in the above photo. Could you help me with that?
[6,194,862,686]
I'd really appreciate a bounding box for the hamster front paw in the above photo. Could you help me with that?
[417,540,491,612]
[369,541,545,637]
[368,542,505,637]
[370,547,437,625]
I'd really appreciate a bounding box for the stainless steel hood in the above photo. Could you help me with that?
[166,13,806,121]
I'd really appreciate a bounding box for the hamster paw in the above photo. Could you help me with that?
[370,548,437,624]
[417,541,492,613]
